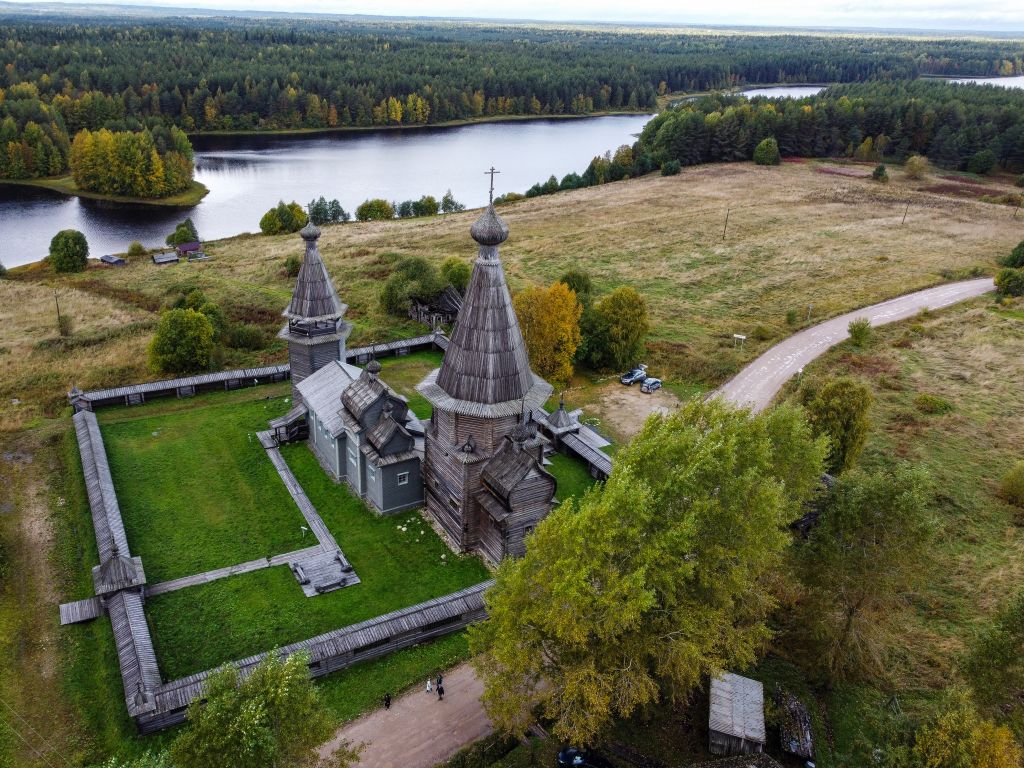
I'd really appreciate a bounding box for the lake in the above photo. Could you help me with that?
[0,114,652,268]
[738,85,825,98]
[948,75,1024,89]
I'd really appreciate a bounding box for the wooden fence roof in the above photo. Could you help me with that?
[709,673,766,745]
[73,410,130,562]
[72,364,290,405]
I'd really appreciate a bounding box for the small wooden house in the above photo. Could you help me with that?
[152,252,179,265]
[409,284,463,328]
[709,673,766,756]
[100,254,126,267]
[175,241,202,257]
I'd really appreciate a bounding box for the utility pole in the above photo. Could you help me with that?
[53,288,62,330]
[902,202,910,225]
[722,207,731,240]
[1015,198,1022,219]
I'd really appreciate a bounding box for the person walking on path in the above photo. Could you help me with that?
[426,678,433,694]
[436,673,443,688]
[437,684,445,701]
[384,692,392,710]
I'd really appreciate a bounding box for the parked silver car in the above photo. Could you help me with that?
[640,377,662,394]
[620,364,648,385]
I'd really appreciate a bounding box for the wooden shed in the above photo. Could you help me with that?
[152,251,179,265]
[100,254,126,266]
[709,673,766,756]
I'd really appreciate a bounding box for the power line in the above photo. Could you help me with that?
[0,696,75,768]
[0,712,62,768]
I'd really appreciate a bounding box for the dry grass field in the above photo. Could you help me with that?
[0,160,1022,766]
[3,159,1020,433]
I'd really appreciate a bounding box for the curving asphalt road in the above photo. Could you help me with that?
[716,278,995,413]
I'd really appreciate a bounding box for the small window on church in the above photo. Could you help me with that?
[368,466,376,482]
[397,472,409,486]
[525,525,534,536]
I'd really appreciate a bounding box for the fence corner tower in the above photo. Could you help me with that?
[279,223,351,402]
[416,202,554,559]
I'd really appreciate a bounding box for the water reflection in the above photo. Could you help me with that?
[0,114,652,268]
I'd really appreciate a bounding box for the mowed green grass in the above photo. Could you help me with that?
[99,387,305,583]
[377,348,443,419]
[147,443,489,679]
[548,452,598,504]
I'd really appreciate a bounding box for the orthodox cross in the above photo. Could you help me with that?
[485,166,500,203]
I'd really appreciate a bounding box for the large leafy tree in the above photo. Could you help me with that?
[148,308,214,374]
[379,255,445,315]
[579,286,650,371]
[513,282,583,384]
[171,651,356,768]
[795,465,934,683]
[49,229,89,273]
[470,399,826,745]
[440,256,471,293]
[804,376,873,474]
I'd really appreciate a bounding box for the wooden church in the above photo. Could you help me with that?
[417,204,557,563]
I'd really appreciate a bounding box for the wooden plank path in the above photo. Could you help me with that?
[145,546,323,596]
[261,432,340,551]
[59,597,103,625]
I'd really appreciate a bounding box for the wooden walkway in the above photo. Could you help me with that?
[59,596,103,626]
[145,546,323,596]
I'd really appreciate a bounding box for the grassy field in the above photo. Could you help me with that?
[146,441,489,678]
[547,452,598,503]
[775,295,1024,762]
[377,349,443,418]
[2,160,1023,766]
[2,177,209,207]
[5,159,1021,435]
[98,386,304,582]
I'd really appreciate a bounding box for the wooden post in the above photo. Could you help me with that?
[902,202,910,225]
[53,288,63,332]
[722,207,731,240]
[1015,198,1022,219]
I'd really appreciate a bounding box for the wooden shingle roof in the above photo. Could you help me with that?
[340,364,387,421]
[709,673,766,745]
[283,224,348,322]
[432,205,542,406]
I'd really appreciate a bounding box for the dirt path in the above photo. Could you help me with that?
[319,662,492,768]
[716,278,995,412]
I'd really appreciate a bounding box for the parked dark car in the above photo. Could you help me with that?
[640,377,662,394]
[557,747,613,768]
[619,364,648,385]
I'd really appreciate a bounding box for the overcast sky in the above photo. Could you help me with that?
[7,0,1024,32]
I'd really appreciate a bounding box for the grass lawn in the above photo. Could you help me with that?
[377,349,443,419]
[776,295,1024,762]
[548,452,598,504]
[98,386,306,583]
[146,442,490,679]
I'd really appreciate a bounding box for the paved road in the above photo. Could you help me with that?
[319,662,492,768]
[717,278,994,412]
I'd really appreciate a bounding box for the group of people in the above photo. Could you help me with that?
[382,673,445,711]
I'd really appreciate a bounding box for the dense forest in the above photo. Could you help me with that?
[69,125,194,197]
[0,13,1022,186]
[511,79,1024,199]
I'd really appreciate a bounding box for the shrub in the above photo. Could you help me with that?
[0,260,6,279]
[966,148,997,175]
[49,229,89,273]
[260,200,308,235]
[804,376,873,474]
[127,240,147,258]
[914,393,953,414]
[904,155,929,179]
[753,137,781,166]
[440,257,471,292]
[148,308,214,374]
[786,309,800,325]
[661,159,681,176]
[558,269,593,306]
[1001,461,1024,507]
[578,286,650,370]
[379,256,444,315]
[999,240,1024,269]
[995,268,1024,297]
[1017,174,1024,188]
[752,324,776,341]
[872,164,889,182]
[283,254,301,278]
[165,217,199,247]
[197,302,226,342]
[356,198,396,221]
[57,314,73,337]
[493,192,525,206]
[226,324,266,351]
[848,318,872,347]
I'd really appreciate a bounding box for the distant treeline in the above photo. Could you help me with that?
[510,79,1024,200]
[0,14,1022,139]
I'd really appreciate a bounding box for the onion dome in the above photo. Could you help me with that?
[470,205,509,247]
[366,358,382,377]
[299,222,321,241]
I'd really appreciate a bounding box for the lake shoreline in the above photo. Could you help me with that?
[186,109,651,139]
[0,177,210,208]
